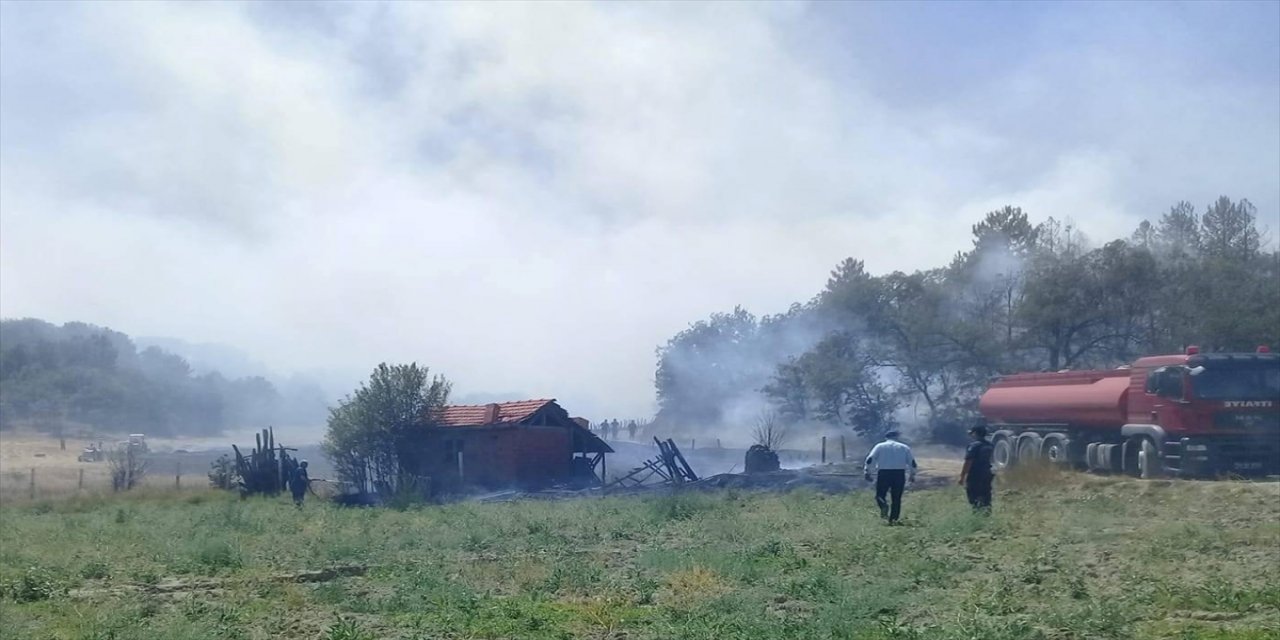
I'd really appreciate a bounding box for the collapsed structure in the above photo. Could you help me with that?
[421,399,612,492]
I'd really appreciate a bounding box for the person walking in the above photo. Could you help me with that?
[627,420,637,441]
[958,426,994,512]
[863,430,917,524]
[289,460,310,507]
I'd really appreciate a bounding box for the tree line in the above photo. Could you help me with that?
[0,318,321,436]
[654,197,1279,444]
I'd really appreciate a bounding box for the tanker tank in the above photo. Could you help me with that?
[979,370,1130,429]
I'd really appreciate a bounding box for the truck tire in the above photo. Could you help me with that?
[1122,440,1138,476]
[1138,438,1163,479]
[993,437,1015,471]
[1098,444,1121,473]
[1041,434,1070,466]
[1017,434,1043,464]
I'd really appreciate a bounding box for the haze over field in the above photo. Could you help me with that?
[2,2,1278,417]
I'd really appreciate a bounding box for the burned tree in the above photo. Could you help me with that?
[232,427,299,496]
[745,410,785,474]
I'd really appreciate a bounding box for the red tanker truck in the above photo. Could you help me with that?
[978,346,1280,477]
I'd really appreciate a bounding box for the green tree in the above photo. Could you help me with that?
[763,332,899,437]
[322,363,451,495]
[654,307,764,428]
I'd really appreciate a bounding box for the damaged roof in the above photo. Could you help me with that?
[427,398,613,453]
[431,399,554,427]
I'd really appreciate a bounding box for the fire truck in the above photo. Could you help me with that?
[978,346,1280,477]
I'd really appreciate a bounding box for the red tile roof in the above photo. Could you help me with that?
[431,399,555,427]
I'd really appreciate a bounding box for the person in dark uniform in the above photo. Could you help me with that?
[958,426,994,512]
[290,460,310,507]
[864,430,917,524]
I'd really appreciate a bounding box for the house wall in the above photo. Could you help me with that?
[517,426,572,488]
[418,425,573,491]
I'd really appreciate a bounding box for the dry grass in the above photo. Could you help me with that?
[0,431,206,502]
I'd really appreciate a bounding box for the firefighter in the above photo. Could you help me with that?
[863,430,917,524]
[289,460,310,507]
[958,426,994,512]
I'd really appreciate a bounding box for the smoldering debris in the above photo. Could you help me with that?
[470,464,950,503]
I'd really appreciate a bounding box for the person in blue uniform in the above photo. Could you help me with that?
[290,460,310,507]
[958,426,994,512]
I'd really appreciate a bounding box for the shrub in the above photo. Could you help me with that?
[325,615,375,640]
[208,454,239,490]
[1,566,66,602]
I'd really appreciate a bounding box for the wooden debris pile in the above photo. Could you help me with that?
[231,427,299,496]
[608,437,699,488]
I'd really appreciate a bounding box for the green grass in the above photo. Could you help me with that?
[1,473,1277,639]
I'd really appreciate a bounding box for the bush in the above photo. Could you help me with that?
[0,566,66,602]
[208,454,239,490]
[109,446,147,491]
[326,615,375,640]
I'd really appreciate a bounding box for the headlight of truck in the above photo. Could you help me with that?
[1184,444,1209,452]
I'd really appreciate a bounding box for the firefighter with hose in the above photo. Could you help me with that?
[289,460,311,507]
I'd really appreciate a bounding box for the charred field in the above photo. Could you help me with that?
[1,468,1278,640]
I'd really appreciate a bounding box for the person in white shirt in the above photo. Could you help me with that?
[863,430,917,524]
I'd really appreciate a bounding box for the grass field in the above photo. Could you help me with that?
[1,467,1278,640]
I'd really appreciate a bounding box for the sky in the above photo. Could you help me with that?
[2,1,1278,418]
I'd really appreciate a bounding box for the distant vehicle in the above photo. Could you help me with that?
[127,434,148,454]
[77,443,105,462]
[979,346,1280,478]
[109,434,149,458]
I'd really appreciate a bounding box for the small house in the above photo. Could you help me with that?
[420,399,612,492]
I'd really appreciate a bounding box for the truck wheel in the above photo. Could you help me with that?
[1017,435,1043,464]
[1041,435,1070,466]
[1123,440,1138,476]
[1138,438,1163,479]
[993,437,1014,470]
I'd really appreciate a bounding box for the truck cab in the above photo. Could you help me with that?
[1130,348,1280,476]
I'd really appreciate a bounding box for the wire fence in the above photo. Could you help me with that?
[0,463,211,503]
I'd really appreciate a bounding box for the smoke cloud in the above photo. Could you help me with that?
[2,2,1276,419]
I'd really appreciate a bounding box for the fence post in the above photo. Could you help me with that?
[841,436,847,461]
[78,468,84,490]
[821,436,827,464]
[29,468,35,500]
